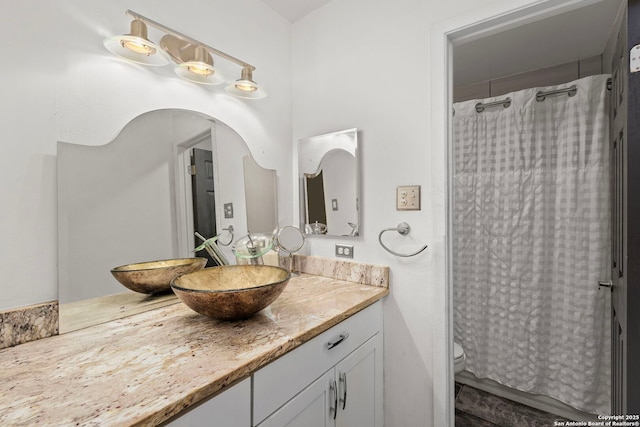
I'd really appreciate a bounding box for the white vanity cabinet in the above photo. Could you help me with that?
[164,377,251,427]
[163,301,383,427]
[253,301,383,427]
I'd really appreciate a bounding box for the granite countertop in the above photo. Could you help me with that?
[0,273,388,426]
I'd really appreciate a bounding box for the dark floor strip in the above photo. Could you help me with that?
[455,383,569,427]
[455,409,502,427]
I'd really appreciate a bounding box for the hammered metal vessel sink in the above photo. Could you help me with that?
[110,258,207,294]
[170,265,291,320]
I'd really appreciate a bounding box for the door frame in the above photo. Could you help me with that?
[430,0,617,425]
[174,127,215,259]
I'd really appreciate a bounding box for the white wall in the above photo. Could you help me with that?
[291,0,501,425]
[0,0,291,310]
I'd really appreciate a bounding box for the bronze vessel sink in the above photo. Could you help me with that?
[170,265,291,320]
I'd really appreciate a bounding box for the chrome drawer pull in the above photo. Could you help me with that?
[327,333,350,350]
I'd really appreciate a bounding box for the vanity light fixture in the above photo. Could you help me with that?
[104,10,265,98]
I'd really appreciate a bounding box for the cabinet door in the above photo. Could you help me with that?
[335,333,383,427]
[164,377,251,427]
[261,370,335,427]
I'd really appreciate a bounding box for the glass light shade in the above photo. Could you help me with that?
[104,35,170,66]
[175,61,225,85]
[226,81,268,99]
[104,19,170,66]
[122,38,156,55]
[225,67,267,99]
[234,80,258,92]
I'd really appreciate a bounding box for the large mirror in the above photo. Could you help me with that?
[57,109,278,332]
[298,128,359,237]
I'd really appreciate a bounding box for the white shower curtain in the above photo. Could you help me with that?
[453,75,611,414]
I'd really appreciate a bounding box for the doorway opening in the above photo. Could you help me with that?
[432,0,625,425]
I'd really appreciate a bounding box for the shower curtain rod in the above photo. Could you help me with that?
[475,84,581,113]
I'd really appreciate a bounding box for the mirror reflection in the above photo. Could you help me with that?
[57,109,278,333]
[298,128,359,237]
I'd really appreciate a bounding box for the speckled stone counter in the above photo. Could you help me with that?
[0,274,388,426]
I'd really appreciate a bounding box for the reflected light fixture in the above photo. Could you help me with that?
[104,10,266,98]
[225,67,267,99]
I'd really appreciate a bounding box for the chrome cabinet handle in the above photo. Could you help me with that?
[327,333,350,350]
[330,379,338,420]
[339,372,347,410]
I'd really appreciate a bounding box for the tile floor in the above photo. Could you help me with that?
[455,383,570,427]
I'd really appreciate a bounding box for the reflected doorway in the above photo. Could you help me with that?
[191,147,218,267]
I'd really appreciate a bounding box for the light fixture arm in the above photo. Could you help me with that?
[125,9,256,72]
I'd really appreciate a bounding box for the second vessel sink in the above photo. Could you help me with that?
[110,258,207,294]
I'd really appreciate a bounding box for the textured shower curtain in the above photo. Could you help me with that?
[453,75,611,414]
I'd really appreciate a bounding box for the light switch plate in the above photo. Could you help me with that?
[397,185,421,210]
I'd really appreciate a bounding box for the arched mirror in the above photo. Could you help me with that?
[57,109,278,333]
[298,128,359,237]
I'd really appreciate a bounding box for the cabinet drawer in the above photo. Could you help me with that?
[163,377,251,426]
[253,301,382,425]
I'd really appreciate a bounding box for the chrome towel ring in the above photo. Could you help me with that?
[378,222,428,257]
[218,225,235,246]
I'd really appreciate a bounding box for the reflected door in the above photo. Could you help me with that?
[191,148,217,266]
[305,171,327,228]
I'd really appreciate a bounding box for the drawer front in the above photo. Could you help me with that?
[253,301,382,426]
[164,377,251,427]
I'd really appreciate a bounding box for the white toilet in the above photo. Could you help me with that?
[454,342,466,374]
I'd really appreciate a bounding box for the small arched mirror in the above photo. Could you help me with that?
[298,128,359,237]
[274,225,305,273]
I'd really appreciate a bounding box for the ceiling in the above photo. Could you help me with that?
[258,0,623,86]
[259,0,333,22]
[454,0,623,86]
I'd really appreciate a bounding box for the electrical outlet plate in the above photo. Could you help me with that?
[397,185,421,210]
[335,244,354,258]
